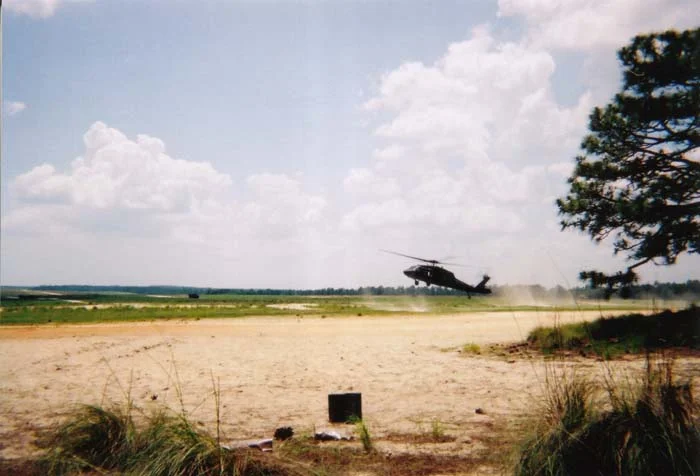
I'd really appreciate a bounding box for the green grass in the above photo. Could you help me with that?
[462,342,482,355]
[0,292,666,325]
[40,403,300,476]
[276,435,484,475]
[41,403,136,474]
[514,356,700,476]
[39,401,491,476]
[0,296,382,324]
[526,306,699,358]
[348,416,373,453]
[430,419,446,441]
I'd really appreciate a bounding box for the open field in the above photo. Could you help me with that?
[0,291,678,324]
[1,298,698,474]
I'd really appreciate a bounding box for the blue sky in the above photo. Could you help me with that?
[3,0,699,288]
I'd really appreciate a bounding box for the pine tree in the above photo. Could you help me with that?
[557,28,699,296]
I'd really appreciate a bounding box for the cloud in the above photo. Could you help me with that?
[351,26,589,218]
[4,101,27,116]
[497,0,700,50]
[344,168,401,201]
[12,121,232,212]
[341,25,602,284]
[352,16,700,287]
[4,0,92,19]
[242,173,327,239]
[4,7,697,288]
[4,122,332,286]
[363,26,591,165]
[5,0,61,18]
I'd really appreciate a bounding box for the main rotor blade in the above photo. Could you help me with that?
[437,253,487,268]
[439,261,481,268]
[380,249,439,264]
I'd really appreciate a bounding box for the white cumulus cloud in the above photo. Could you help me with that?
[353,26,589,213]
[4,0,93,18]
[4,122,332,286]
[4,101,27,116]
[242,173,327,238]
[498,0,700,50]
[342,26,600,284]
[5,0,59,18]
[12,121,232,212]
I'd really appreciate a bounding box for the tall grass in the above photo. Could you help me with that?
[41,402,300,475]
[41,403,136,474]
[348,416,373,453]
[40,365,303,476]
[514,355,699,476]
[527,306,699,357]
[1,294,656,325]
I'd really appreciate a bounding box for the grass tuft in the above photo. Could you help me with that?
[462,343,482,355]
[514,355,700,476]
[40,403,135,474]
[430,419,446,441]
[349,416,373,453]
[527,306,699,358]
[40,403,298,475]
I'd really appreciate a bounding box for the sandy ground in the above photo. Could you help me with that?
[1,310,698,467]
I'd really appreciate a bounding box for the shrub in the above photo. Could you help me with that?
[349,417,373,453]
[526,306,700,357]
[462,343,481,355]
[431,419,446,441]
[41,403,298,475]
[515,356,699,476]
[41,404,135,474]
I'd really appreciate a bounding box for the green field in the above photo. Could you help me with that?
[0,289,670,325]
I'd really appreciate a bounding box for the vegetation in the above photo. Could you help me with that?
[4,283,691,325]
[7,279,700,299]
[430,419,446,442]
[527,306,699,357]
[31,401,497,476]
[276,436,483,475]
[514,356,699,475]
[462,342,482,355]
[349,416,374,454]
[0,296,653,325]
[40,402,300,476]
[573,279,700,300]
[557,28,700,295]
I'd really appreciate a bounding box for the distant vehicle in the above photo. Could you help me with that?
[382,250,491,297]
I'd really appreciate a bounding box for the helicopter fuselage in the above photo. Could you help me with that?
[403,264,491,295]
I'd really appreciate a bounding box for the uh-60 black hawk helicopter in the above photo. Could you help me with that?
[382,250,492,297]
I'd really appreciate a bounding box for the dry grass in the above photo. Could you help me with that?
[276,436,489,475]
[514,355,700,476]
[39,402,302,476]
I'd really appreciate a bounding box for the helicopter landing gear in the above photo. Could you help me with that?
[415,280,419,286]
[426,282,431,287]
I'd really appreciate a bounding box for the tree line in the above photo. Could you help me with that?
[25,281,700,300]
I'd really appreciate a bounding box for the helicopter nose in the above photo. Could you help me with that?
[403,268,415,279]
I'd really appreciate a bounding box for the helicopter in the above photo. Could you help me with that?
[382,250,492,297]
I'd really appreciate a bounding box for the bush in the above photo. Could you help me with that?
[41,403,299,475]
[527,306,700,357]
[515,357,700,476]
[41,404,135,474]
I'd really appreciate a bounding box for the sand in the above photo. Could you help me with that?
[1,310,698,464]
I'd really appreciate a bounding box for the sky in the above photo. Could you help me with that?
[2,0,699,289]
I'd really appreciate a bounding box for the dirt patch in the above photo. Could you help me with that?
[266,303,319,310]
[1,310,697,473]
